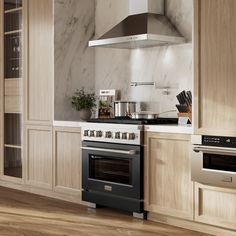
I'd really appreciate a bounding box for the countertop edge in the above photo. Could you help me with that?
[53,121,193,134]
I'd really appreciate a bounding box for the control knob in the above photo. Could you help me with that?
[84,130,89,137]
[89,130,95,137]
[128,133,136,140]
[115,132,121,139]
[96,131,103,137]
[122,132,127,140]
[105,131,112,138]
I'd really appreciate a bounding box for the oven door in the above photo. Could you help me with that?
[82,141,143,199]
[192,145,236,188]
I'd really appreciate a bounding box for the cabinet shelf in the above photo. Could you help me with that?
[4,29,22,35]
[4,77,22,80]
[4,144,22,149]
[4,7,22,14]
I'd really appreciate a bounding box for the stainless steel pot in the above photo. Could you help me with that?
[114,101,137,117]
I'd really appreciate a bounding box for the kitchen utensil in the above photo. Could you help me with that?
[181,91,190,106]
[186,91,192,104]
[176,90,192,106]
[114,101,137,117]
[176,104,189,113]
[176,91,186,104]
[130,110,176,119]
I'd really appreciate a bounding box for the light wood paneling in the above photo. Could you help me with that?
[144,132,193,220]
[25,125,52,189]
[53,127,82,195]
[194,0,236,135]
[195,183,236,230]
[0,186,208,236]
[5,78,23,96]
[4,95,22,113]
[26,0,53,123]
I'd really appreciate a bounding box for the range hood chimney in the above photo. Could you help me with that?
[89,0,186,49]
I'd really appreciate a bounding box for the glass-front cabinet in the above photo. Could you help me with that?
[3,0,23,179]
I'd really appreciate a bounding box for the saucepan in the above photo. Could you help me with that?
[129,110,176,119]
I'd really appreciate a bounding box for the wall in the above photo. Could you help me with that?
[54,0,95,121]
[95,0,193,116]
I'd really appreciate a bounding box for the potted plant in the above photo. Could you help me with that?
[71,88,96,120]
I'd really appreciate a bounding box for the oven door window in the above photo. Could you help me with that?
[89,154,132,185]
[203,153,236,172]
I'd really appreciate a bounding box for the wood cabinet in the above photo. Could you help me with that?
[195,183,236,230]
[144,132,193,220]
[25,0,53,124]
[53,127,82,196]
[194,0,236,136]
[1,0,24,181]
[0,0,53,185]
[25,125,53,189]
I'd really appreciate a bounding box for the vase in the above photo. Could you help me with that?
[78,109,92,121]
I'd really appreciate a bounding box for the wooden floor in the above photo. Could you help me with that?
[0,187,210,236]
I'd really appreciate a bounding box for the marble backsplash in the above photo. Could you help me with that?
[54,0,95,121]
[95,0,193,117]
[54,0,193,120]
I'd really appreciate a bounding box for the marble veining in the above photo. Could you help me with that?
[54,0,95,121]
[95,0,193,117]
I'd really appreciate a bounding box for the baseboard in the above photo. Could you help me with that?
[0,180,88,206]
[148,212,236,236]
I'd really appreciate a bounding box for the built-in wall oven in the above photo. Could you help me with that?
[192,135,236,188]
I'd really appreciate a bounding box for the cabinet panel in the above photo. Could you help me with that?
[25,125,52,189]
[5,78,23,96]
[194,0,236,135]
[144,133,193,220]
[5,95,22,113]
[26,0,53,123]
[53,127,81,194]
[195,183,236,230]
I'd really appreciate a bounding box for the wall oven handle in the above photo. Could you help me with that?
[81,147,137,155]
[193,145,236,156]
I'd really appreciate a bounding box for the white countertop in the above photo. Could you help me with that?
[53,120,85,128]
[53,121,193,134]
[144,124,193,134]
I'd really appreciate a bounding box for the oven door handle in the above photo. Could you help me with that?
[193,145,236,156]
[81,147,137,155]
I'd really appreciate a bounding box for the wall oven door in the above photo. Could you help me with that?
[82,141,143,199]
[192,145,236,188]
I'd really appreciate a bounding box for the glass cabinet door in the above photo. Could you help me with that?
[3,0,23,178]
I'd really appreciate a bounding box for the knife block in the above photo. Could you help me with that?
[177,105,192,124]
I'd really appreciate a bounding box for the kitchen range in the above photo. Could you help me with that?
[81,117,178,218]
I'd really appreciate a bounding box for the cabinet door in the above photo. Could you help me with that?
[194,0,236,136]
[195,183,236,230]
[53,127,82,195]
[25,0,53,124]
[25,125,53,189]
[144,133,193,220]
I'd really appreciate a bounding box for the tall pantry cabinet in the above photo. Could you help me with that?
[0,0,53,188]
[194,0,236,136]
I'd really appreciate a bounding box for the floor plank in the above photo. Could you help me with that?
[0,187,210,236]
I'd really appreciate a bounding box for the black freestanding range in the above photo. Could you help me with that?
[81,118,177,218]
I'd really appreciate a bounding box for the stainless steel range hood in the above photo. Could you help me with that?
[89,0,186,49]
